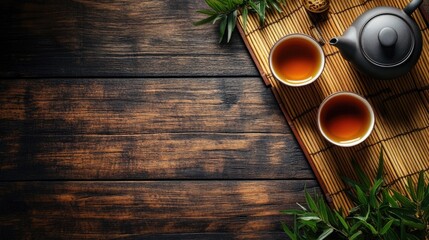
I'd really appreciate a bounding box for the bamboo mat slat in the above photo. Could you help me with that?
[237,0,429,210]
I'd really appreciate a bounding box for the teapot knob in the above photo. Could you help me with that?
[378,27,398,47]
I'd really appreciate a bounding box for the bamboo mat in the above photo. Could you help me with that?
[237,0,429,210]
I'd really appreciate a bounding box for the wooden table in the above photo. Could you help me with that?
[0,1,319,239]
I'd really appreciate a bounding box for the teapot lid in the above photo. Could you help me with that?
[361,14,414,67]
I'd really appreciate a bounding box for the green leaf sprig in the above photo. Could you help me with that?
[282,149,429,240]
[194,0,286,43]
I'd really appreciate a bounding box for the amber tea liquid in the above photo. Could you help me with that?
[271,36,321,82]
[320,94,372,144]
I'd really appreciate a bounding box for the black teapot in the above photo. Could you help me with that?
[330,0,423,80]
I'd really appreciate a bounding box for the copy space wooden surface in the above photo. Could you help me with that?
[0,0,318,239]
[0,0,257,77]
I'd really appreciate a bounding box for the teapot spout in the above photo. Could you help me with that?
[329,37,340,46]
[329,34,356,62]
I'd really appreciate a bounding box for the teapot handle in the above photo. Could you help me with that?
[403,0,423,16]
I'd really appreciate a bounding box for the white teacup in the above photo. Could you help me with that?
[317,92,375,147]
[269,34,325,87]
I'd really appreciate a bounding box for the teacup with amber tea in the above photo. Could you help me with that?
[269,34,325,87]
[317,92,375,147]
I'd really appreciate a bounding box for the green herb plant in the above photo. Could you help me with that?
[194,0,286,43]
[282,150,429,240]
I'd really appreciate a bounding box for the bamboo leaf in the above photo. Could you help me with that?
[296,202,307,211]
[197,9,218,15]
[382,189,398,208]
[407,175,417,201]
[248,1,260,15]
[354,205,370,222]
[352,159,371,191]
[317,228,333,240]
[380,219,394,235]
[375,210,381,232]
[300,219,318,232]
[317,196,329,223]
[405,234,422,240]
[334,211,349,231]
[298,216,321,221]
[392,190,415,208]
[280,209,305,215]
[293,215,298,238]
[369,178,383,208]
[416,171,425,201]
[205,0,222,12]
[326,206,338,227]
[389,207,417,217]
[342,176,360,189]
[376,147,384,180]
[212,15,225,24]
[355,185,368,205]
[349,230,362,240]
[348,206,361,215]
[359,220,378,235]
[342,177,360,203]
[193,14,218,26]
[269,0,282,12]
[421,191,429,208]
[384,228,400,240]
[305,189,318,213]
[350,221,362,234]
[197,0,286,43]
[401,218,426,230]
[389,208,426,229]
[219,16,227,43]
[226,10,237,42]
[241,7,248,31]
[281,222,297,240]
[427,174,429,194]
[225,0,233,9]
[259,0,266,26]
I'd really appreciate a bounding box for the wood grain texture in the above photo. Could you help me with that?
[0,133,309,180]
[0,181,320,239]
[0,0,257,77]
[0,77,311,180]
[0,78,290,135]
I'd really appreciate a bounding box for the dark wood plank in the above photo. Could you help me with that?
[0,77,311,179]
[0,0,257,77]
[420,0,429,27]
[0,78,289,135]
[0,180,319,239]
[0,133,309,180]
[139,233,286,240]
